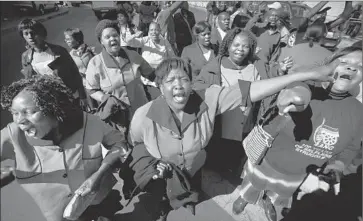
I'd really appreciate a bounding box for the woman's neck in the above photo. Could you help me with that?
[198,42,211,51]
[72,43,83,50]
[107,49,119,57]
[33,42,47,52]
[228,56,248,67]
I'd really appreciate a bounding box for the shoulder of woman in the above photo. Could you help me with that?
[47,43,67,54]
[130,101,153,125]
[206,55,223,71]
[124,49,144,63]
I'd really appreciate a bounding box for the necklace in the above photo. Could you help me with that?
[227,57,245,74]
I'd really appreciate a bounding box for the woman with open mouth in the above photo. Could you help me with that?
[0,75,130,221]
[85,19,157,133]
[181,21,218,79]
[232,45,363,221]
[127,56,339,221]
[125,21,175,69]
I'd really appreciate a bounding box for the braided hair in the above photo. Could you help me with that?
[1,75,76,121]
[218,27,258,63]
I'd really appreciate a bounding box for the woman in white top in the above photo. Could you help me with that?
[116,8,142,49]
[19,18,87,110]
[126,22,175,69]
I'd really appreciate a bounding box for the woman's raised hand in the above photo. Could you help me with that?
[308,59,340,82]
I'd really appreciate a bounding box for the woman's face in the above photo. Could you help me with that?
[11,91,58,139]
[331,51,362,93]
[148,23,161,41]
[160,68,192,112]
[228,33,251,65]
[22,28,45,48]
[64,34,78,49]
[101,28,121,54]
[197,28,211,46]
[117,13,127,25]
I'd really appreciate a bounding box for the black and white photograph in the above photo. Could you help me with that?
[0,1,362,221]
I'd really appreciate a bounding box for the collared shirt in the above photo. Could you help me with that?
[85,48,154,105]
[129,80,252,176]
[219,63,260,141]
[0,113,127,221]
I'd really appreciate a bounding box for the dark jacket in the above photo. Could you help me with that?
[174,10,196,53]
[96,77,160,125]
[193,55,269,90]
[210,27,224,48]
[127,142,199,211]
[181,42,218,79]
[21,43,84,96]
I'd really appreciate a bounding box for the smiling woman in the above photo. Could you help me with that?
[0,75,129,221]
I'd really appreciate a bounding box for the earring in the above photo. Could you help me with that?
[57,116,64,123]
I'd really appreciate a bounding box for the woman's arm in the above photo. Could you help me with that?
[85,57,106,103]
[1,127,16,188]
[211,61,338,114]
[249,61,338,102]
[125,35,145,48]
[165,39,176,57]
[77,120,130,196]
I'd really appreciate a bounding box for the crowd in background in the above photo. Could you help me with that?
[0,1,362,221]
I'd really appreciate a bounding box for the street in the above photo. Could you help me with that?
[0,5,253,221]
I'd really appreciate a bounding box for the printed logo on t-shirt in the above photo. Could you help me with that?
[294,118,340,160]
[313,118,339,151]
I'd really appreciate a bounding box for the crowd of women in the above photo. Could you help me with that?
[0,1,362,221]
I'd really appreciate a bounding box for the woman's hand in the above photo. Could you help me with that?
[279,56,294,75]
[134,31,143,38]
[76,171,102,197]
[152,162,172,180]
[277,88,310,115]
[1,167,15,188]
[305,59,340,82]
[80,98,90,112]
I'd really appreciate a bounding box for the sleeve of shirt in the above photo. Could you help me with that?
[125,36,145,48]
[1,127,15,161]
[85,57,102,94]
[128,107,145,146]
[101,119,129,164]
[335,106,363,168]
[206,80,252,115]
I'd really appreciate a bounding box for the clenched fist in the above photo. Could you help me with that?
[277,86,311,115]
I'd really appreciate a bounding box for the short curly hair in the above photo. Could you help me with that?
[18,18,47,39]
[154,58,192,85]
[1,75,76,120]
[218,28,258,63]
